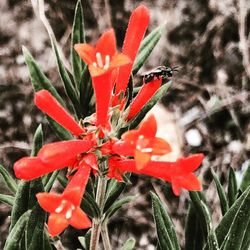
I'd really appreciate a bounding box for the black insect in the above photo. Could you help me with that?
[141,66,179,83]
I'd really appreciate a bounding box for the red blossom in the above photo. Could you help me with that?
[112,115,171,169]
[108,154,204,195]
[36,166,91,236]
[115,5,150,98]
[74,29,130,127]
[35,90,84,136]
[127,78,162,120]
[14,140,94,180]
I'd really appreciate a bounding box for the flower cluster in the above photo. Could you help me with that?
[14,5,204,237]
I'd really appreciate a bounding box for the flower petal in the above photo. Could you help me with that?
[96,29,116,57]
[74,43,96,65]
[112,140,135,156]
[138,114,157,137]
[36,193,62,213]
[176,154,204,175]
[63,166,91,206]
[14,157,58,180]
[171,173,202,195]
[48,213,68,237]
[150,137,172,155]
[135,150,151,170]
[110,53,131,69]
[115,5,150,95]
[91,72,113,127]
[35,90,84,136]
[38,140,93,168]
[70,207,91,229]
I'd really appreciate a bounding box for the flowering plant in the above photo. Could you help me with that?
[1,1,250,250]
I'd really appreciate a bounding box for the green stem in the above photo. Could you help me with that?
[89,176,107,250]
[101,223,112,250]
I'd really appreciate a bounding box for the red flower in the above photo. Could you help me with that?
[112,115,171,169]
[35,90,84,136]
[14,140,94,180]
[108,154,204,195]
[74,29,131,128]
[127,78,162,120]
[36,166,91,237]
[114,5,150,98]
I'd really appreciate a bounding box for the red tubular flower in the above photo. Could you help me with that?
[14,140,93,180]
[115,5,150,97]
[35,90,84,136]
[127,78,162,120]
[36,166,91,237]
[112,114,171,169]
[74,29,131,128]
[108,154,204,195]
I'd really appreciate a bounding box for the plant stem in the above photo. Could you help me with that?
[89,175,107,250]
[101,223,112,250]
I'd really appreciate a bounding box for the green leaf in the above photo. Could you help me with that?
[104,177,129,212]
[71,0,86,87]
[239,162,250,193]
[22,46,65,106]
[151,192,181,250]
[241,219,250,250]
[23,46,73,140]
[121,238,136,250]
[4,210,31,250]
[184,204,204,250]
[0,164,17,194]
[47,117,73,141]
[211,169,229,215]
[215,186,250,247]
[228,167,238,207]
[0,194,14,206]
[128,82,171,130]
[104,196,135,221]
[133,26,163,75]
[79,67,94,117]
[78,229,91,250]
[189,192,219,250]
[26,204,46,250]
[50,35,82,117]
[221,186,250,250]
[44,170,60,192]
[82,191,100,218]
[10,180,30,230]
[31,124,43,156]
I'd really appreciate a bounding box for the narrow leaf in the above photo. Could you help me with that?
[241,219,250,250]
[239,162,250,193]
[10,181,30,230]
[228,167,237,207]
[189,192,219,250]
[215,186,250,247]
[222,186,250,250]
[151,192,181,250]
[71,0,86,86]
[22,46,65,106]
[211,169,229,215]
[184,204,204,250]
[0,194,14,206]
[4,210,31,250]
[50,35,82,117]
[104,178,128,212]
[0,164,17,194]
[104,196,135,221]
[82,191,100,218]
[121,238,136,250]
[133,26,163,75]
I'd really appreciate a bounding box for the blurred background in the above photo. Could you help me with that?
[0,0,250,249]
